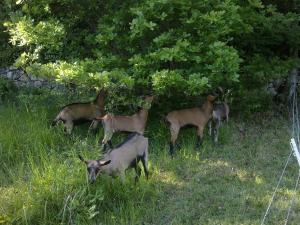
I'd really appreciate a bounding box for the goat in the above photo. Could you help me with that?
[96,96,154,151]
[79,133,149,183]
[166,94,217,155]
[52,90,106,134]
[208,102,229,143]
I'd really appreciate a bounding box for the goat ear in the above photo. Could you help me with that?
[98,160,111,166]
[207,95,217,102]
[78,154,87,164]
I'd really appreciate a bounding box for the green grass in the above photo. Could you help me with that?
[0,92,300,225]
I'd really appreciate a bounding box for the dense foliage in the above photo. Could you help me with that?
[0,0,299,111]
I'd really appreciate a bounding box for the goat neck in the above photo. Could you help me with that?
[94,91,105,107]
[138,107,149,120]
[201,99,214,116]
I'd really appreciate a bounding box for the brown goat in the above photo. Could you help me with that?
[166,95,217,155]
[52,90,106,134]
[96,96,154,151]
[208,102,229,143]
[79,133,149,183]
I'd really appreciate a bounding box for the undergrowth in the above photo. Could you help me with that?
[0,90,299,225]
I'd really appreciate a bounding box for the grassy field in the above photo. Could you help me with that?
[0,90,300,225]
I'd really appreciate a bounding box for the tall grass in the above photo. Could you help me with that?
[0,90,300,224]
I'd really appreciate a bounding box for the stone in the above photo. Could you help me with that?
[6,71,13,79]
[0,68,67,91]
[19,74,29,82]
[34,80,42,88]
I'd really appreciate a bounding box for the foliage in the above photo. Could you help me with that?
[0,0,299,111]
[2,1,243,95]
[231,1,300,111]
[0,1,19,66]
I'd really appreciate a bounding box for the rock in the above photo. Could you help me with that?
[0,67,66,91]
[34,80,42,88]
[6,71,13,79]
[19,74,29,82]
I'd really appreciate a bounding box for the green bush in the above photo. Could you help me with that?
[1,0,299,112]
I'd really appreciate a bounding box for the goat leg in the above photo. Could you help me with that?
[195,136,203,150]
[108,140,113,149]
[101,143,108,152]
[169,142,175,156]
[213,128,218,143]
[141,156,149,179]
[100,139,112,152]
[65,121,74,134]
[208,120,212,136]
[196,126,204,150]
[120,171,126,183]
[214,119,221,143]
[134,165,142,183]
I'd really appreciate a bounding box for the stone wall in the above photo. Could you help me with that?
[0,67,64,90]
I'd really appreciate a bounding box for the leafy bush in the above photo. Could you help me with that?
[0,0,299,112]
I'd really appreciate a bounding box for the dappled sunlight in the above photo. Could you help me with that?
[0,185,31,224]
[255,175,263,185]
[154,168,185,187]
[188,158,267,186]
[181,149,201,161]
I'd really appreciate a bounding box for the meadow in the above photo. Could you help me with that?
[0,89,300,225]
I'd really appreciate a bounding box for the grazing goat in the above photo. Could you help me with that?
[52,90,106,134]
[97,96,154,151]
[208,102,229,143]
[166,94,217,155]
[79,133,149,183]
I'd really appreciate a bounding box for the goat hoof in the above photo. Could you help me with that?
[195,143,202,151]
[169,151,175,158]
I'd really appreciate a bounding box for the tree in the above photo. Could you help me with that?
[1,0,300,112]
